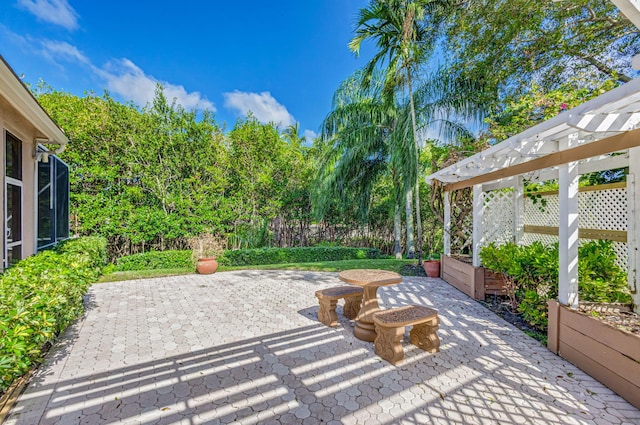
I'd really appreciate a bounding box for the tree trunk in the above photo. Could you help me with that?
[405,189,415,259]
[394,202,402,259]
[407,70,423,265]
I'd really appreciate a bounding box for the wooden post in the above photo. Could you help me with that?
[444,190,451,256]
[547,299,560,354]
[629,147,640,314]
[472,184,484,267]
[513,176,524,245]
[558,134,580,308]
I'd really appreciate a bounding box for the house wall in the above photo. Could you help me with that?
[0,95,39,263]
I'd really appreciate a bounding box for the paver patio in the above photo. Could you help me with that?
[5,270,640,425]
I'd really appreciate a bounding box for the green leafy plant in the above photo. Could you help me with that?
[219,246,380,266]
[114,250,193,271]
[578,240,631,303]
[0,237,107,393]
[480,240,629,333]
[113,246,382,270]
[479,242,523,311]
[519,290,549,330]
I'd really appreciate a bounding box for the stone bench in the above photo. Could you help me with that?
[372,305,440,365]
[315,286,364,327]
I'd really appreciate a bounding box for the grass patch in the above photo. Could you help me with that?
[99,259,421,282]
[219,258,418,273]
[98,268,194,282]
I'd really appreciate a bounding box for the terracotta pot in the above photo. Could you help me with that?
[196,257,218,274]
[423,260,441,278]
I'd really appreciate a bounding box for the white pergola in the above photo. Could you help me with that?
[426,77,640,312]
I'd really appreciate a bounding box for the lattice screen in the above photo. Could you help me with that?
[482,189,514,246]
[524,185,627,269]
[447,187,473,255]
[451,204,473,255]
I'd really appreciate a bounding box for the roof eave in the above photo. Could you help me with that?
[0,55,68,150]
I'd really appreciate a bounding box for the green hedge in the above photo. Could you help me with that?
[219,246,381,266]
[114,246,382,271]
[0,236,107,393]
[114,250,193,271]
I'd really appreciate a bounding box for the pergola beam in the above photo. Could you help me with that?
[426,78,640,188]
[442,128,640,192]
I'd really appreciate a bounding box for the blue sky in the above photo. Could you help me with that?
[0,0,372,140]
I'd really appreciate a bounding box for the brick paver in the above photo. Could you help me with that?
[6,270,640,424]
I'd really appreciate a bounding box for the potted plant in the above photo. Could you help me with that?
[424,254,441,278]
[189,233,226,274]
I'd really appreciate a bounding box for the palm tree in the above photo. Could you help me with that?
[313,73,415,258]
[349,0,440,264]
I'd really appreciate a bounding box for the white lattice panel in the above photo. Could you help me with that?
[482,189,514,245]
[611,242,628,269]
[524,185,628,270]
[525,195,559,227]
[579,187,627,231]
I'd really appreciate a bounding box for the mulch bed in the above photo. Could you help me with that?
[476,298,548,342]
[477,297,640,343]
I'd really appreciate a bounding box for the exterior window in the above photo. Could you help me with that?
[5,132,23,267]
[55,160,69,239]
[6,132,22,180]
[6,183,22,243]
[38,160,54,247]
[37,154,69,250]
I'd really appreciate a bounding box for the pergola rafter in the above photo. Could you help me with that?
[426,77,640,314]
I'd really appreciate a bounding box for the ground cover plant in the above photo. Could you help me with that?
[0,237,107,395]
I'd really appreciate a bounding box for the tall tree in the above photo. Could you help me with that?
[315,73,415,258]
[441,0,640,106]
[349,0,446,264]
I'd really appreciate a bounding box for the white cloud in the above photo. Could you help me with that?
[41,40,90,65]
[16,0,79,31]
[38,42,215,111]
[223,91,294,127]
[303,129,318,143]
[97,59,215,111]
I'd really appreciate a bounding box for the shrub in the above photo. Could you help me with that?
[0,237,107,393]
[114,250,193,271]
[480,240,628,333]
[219,246,381,266]
[578,240,631,304]
[56,236,107,270]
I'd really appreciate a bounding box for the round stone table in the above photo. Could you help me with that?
[338,269,402,342]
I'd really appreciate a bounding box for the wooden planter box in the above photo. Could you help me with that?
[440,255,507,300]
[548,300,640,409]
